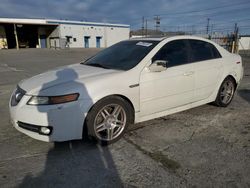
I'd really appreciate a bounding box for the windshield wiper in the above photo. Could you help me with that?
[85,63,109,69]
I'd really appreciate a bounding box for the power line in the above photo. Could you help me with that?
[158,5,250,21]
[154,1,250,16]
[127,1,250,33]
[114,0,250,26]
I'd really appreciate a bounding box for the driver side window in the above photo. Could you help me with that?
[152,40,189,67]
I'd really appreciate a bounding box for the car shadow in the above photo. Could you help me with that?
[238,89,250,103]
[19,67,123,187]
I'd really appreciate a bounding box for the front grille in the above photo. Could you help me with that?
[17,121,40,133]
[11,86,26,106]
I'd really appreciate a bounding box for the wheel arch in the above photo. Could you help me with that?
[82,94,135,139]
[213,74,237,107]
[226,74,238,87]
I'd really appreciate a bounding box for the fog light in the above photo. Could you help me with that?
[40,127,51,135]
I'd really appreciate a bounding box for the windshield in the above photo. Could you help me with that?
[83,40,159,70]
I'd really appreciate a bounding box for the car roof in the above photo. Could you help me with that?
[129,36,166,41]
[129,35,212,42]
[129,35,231,57]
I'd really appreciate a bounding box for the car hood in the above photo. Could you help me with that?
[19,64,119,95]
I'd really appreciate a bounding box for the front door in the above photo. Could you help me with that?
[140,39,195,116]
[96,36,101,48]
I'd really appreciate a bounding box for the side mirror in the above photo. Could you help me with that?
[148,60,168,72]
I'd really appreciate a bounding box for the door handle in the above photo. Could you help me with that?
[183,71,194,76]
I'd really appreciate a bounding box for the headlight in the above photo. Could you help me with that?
[27,93,79,105]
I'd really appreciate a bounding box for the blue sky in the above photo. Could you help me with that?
[0,0,250,33]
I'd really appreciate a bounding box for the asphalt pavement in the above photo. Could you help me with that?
[0,48,249,188]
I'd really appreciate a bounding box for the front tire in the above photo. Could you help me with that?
[85,96,133,145]
[214,77,236,107]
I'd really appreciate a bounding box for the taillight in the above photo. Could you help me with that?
[236,61,241,64]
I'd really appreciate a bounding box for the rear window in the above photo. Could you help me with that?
[189,40,221,62]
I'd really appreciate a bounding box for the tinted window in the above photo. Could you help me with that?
[152,40,189,67]
[211,44,222,58]
[189,40,221,62]
[83,40,159,70]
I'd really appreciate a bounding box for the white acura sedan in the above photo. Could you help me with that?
[9,36,243,144]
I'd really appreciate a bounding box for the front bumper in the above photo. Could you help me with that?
[9,94,93,142]
[11,119,52,142]
[17,121,53,135]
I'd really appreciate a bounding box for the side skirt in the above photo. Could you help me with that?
[135,97,215,123]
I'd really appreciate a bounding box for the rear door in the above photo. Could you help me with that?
[188,39,223,101]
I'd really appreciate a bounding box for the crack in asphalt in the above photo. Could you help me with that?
[0,64,24,72]
[123,136,190,186]
[123,136,181,172]
[0,152,47,164]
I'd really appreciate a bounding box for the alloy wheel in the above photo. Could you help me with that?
[94,104,127,141]
[220,80,234,104]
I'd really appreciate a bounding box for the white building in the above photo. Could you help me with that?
[239,35,250,50]
[0,18,130,49]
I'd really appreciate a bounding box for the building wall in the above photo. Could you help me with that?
[37,27,48,48]
[105,26,130,47]
[59,24,129,48]
[47,26,60,48]
[0,18,130,49]
[0,25,7,49]
[239,36,250,50]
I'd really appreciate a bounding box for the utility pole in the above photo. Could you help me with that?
[206,18,210,35]
[145,19,148,37]
[154,15,161,32]
[233,23,239,53]
[210,24,214,37]
[141,16,145,36]
[234,23,239,36]
[13,24,19,50]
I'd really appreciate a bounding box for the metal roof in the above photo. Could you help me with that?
[0,18,57,25]
[47,19,129,28]
[0,18,129,28]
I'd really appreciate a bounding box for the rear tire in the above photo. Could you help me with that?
[214,77,236,107]
[85,96,133,145]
